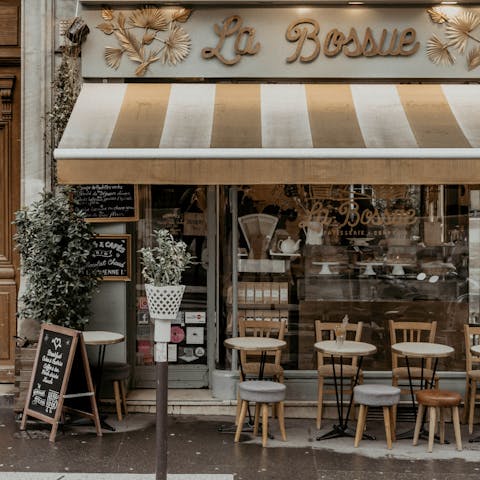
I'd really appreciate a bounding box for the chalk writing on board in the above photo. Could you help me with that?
[73,184,138,222]
[28,330,71,418]
[89,235,131,280]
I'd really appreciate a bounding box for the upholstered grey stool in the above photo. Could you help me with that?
[235,380,287,447]
[353,384,401,449]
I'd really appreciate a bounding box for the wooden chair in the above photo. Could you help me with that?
[463,324,480,433]
[236,319,286,421]
[389,320,438,429]
[315,320,363,430]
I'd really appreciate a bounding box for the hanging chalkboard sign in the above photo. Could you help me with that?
[73,184,138,222]
[20,324,101,442]
[89,234,131,281]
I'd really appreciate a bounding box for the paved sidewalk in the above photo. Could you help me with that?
[1,408,480,479]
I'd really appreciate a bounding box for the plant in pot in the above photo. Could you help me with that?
[12,188,100,410]
[138,229,193,340]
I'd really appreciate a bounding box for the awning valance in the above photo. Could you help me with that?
[55,83,480,185]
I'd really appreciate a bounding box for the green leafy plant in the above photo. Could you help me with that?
[139,229,193,286]
[13,188,100,330]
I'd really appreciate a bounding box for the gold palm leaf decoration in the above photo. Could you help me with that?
[445,11,480,54]
[171,8,193,23]
[426,34,455,65]
[104,47,124,69]
[115,27,144,64]
[101,8,114,21]
[160,25,191,65]
[129,7,168,31]
[427,7,450,24]
[97,5,193,76]
[467,46,480,70]
[426,8,480,71]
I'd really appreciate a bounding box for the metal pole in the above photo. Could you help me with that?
[156,354,168,480]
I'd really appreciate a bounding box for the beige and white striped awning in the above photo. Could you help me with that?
[55,83,480,185]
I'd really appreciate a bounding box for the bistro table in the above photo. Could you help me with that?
[314,340,377,440]
[221,336,287,434]
[83,330,125,431]
[469,344,480,443]
[224,336,287,381]
[391,341,454,440]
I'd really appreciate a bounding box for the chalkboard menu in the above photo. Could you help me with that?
[27,329,72,418]
[21,324,101,442]
[73,184,138,222]
[90,234,131,281]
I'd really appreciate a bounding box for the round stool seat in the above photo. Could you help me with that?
[93,362,131,382]
[416,389,461,407]
[239,380,286,403]
[354,384,401,407]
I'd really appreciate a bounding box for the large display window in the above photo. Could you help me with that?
[220,185,474,374]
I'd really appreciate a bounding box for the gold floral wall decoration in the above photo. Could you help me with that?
[426,7,480,70]
[97,6,192,76]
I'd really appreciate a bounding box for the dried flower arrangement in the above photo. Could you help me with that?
[97,6,192,76]
[139,229,193,287]
[426,7,480,71]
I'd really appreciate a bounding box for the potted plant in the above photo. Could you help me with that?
[138,229,193,341]
[12,188,100,410]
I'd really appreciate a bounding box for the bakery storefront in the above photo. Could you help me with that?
[56,3,480,398]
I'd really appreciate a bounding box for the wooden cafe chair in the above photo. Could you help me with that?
[235,319,286,422]
[389,320,438,429]
[463,324,480,433]
[315,320,364,430]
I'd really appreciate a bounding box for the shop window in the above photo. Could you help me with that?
[220,185,472,373]
[134,186,209,387]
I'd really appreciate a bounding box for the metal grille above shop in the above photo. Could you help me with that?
[55,83,480,185]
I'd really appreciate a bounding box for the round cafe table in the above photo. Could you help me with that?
[224,336,286,380]
[391,341,454,440]
[82,331,125,431]
[314,340,377,440]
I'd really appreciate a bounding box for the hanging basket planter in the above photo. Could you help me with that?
[145,284,185,320]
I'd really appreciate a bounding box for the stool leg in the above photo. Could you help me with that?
[469,379,477,434]
[235,400,248,443]
[262,403,269,447]
[354,404,367,448]
[277,401,287,441]
[383,406,393,450]
[120,380,128,417]
[439,407,445,444]
[462,378,470,424]
[113,381,122,421]
[316,377,324,430]
[452,406,462,451]
[428,407,436,453]
[253,403,261,436]
[413,403,424,446]
[390,407,396,442]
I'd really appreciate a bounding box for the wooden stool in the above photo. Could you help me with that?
[97,362,131,421]
[353,384,401,450]
[413,389,462,453]
[235,380,287,447]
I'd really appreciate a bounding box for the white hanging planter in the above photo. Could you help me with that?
[145,284,185,344]
[145,284,185,320]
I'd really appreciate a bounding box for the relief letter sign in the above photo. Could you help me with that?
[202,15,260,65]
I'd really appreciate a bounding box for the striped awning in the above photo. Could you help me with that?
[55,83,480,185]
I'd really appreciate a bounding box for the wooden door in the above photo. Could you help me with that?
[0,0,20,382]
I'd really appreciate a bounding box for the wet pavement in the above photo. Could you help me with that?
[1,408,480,479]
